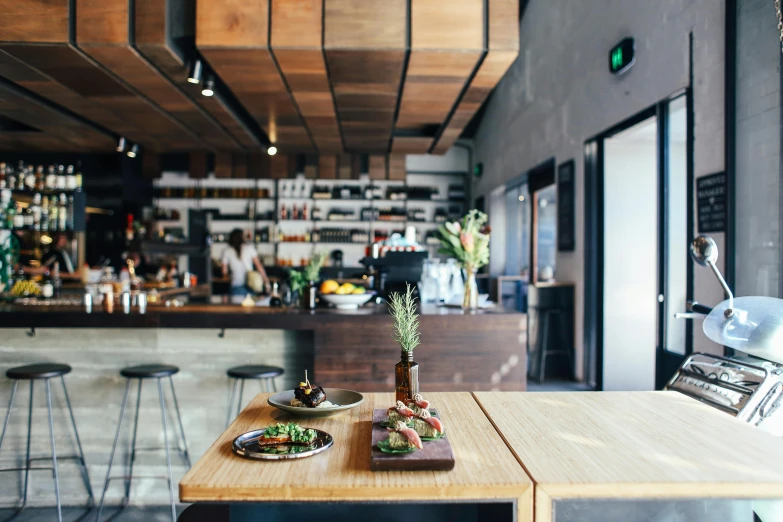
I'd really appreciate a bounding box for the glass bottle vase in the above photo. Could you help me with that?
[462,267,479,310]
[395,351,419,403]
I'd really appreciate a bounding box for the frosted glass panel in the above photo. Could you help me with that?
[603,115,658,391]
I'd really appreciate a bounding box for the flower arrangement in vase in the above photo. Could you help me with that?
[288,251,327,309]
[437,209,490,310]
[389,283,421,402]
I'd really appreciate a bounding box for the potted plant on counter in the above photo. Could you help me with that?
[437,209,490,310]
[389,283,421,402]
[294,251,327,310]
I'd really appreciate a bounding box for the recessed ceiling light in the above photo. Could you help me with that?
[267,146,277,156]
[127,144,139,158]
[187,60,203,84]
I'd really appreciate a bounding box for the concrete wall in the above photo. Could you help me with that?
[735,0,781,298]
[473,0,726,379]
[0,328,312,506]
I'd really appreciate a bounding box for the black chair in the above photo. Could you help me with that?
[529,307,574,383]
[0,363,94,522]
[226,365,284,426]
[96,364,191,522]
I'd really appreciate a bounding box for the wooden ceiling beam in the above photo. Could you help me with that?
[271,0,343,155]
[324,0,407,154]
[74,0,236,152]
[431,0,519,154]
[393,0,484,153]
[196,0,315,154]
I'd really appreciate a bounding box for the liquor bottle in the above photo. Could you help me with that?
[292,204,299,220]
[302,203,309,220]
[0,163,5,190]
[269,282,282,307]
[49,195,59,231]
[6,167,15,192]
[3,192,14,229]
[17,164,26,190]
[52,262,62,298]
[41,269,54,299]
[58,194,67,231]
[66,165,76,191]
[23,201,34,229]
[35,165,44,192]
[31,193,42,231]
[45,165,56,190]
[25,167,36,191]
[56,165,66,191]
[12,203,23,230]
[74,165,83,192]
[280,203,287,220]
[66,195,74,231]
[40,195,49,232]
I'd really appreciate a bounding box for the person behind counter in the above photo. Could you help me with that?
[222,228,270,296]
[22,232,81,280]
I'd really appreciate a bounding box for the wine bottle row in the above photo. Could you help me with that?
[0,161,84,193]
[0,189,75,232]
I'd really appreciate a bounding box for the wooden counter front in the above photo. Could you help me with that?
[474,391,783,522]
[179,392,533,519]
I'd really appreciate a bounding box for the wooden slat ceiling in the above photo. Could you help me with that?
[0,0,517,157]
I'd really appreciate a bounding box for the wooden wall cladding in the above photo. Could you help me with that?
[368,155,387,180]
[196,0,315,154]
[387,154,406,181]
[431,0,519,154]
[324,0,407,154]
[318,155,338,179]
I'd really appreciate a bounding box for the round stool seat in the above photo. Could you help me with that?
[6,363,72,380]
[227,365,284,380]
[120,364,179,379]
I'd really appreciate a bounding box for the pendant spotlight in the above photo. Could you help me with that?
[187,59,203,84]
[201,74,215,97]
[267,146,277,156]
[116,136,127,153]
[127,143,139,158]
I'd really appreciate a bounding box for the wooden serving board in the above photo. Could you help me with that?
[370,408,455,471]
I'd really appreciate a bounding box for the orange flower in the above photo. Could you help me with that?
[460,231,474,253]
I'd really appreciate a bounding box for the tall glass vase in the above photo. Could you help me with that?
[395,351,419,403]
[462,267,478,310]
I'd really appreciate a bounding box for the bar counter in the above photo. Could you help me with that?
[0,303,527,392]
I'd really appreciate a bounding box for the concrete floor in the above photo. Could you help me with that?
[0,506,186,522]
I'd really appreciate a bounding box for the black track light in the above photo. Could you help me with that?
[201,74,215,97]
[187,60,203,84]
[116,137,127,153]
[127,143,139,158]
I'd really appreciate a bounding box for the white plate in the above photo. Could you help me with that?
[320,292,375,309]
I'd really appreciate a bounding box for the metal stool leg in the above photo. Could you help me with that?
[156,378,177,522]
[236,379,245,419]
[96,379,131,522]
[271,377,277,392]
[226,378,239,428]
[45,379,63,522]
[168,376,191,468]
[60,375,95,505]
[0,380,18,452]
[21,380,34,511]
[556,313,575,379]
[123,379,142,507]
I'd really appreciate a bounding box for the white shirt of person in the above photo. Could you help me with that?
[221,244,258,287]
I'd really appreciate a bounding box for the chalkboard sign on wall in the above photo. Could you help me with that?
[557,160,576,251]
[696,172,726,233]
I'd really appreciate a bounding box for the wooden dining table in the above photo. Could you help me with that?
[180,391,783,522]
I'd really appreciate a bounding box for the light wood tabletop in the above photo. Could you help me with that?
[180,392,533,520]
[474,391,783,522]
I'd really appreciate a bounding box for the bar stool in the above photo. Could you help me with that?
[96,364,191,522]
[226,365,284,427]
[0,363,94,522]
[529,307,574,383]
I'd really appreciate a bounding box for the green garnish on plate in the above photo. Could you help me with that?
[377,439,415,454]
[261,423,317,444]
[380,419,413,428]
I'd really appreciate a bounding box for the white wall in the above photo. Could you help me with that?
[473,0,725,380]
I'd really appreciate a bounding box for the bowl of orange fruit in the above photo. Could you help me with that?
[318,280,374,309]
